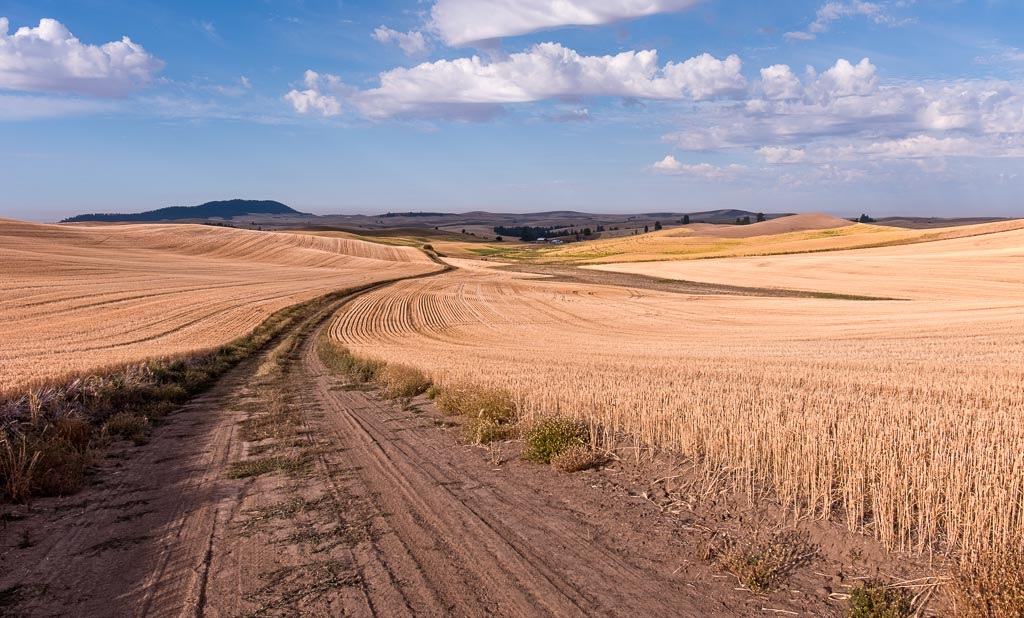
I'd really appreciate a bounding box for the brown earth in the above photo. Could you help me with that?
[0,280,949,617]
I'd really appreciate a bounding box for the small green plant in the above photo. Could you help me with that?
[847,581,912,618]
[522,416,587,464]
[425,384,442,399]
[952,549,1024,618]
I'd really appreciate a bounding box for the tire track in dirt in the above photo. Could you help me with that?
[299,320,746,617]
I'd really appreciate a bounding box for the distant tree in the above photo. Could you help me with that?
[644,224,650,233]
[495,236,503,242]
[757,212,765,222]
[742,216,752,225]
[461,228,467,234]
[596,225,605,232]
[583,227,592,236]
[654,221,663,231]
[736,217,742,225]
[682,214,690,225]
[858,213,875,223]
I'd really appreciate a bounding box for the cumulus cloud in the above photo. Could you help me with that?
[430,0,704,47]
[758,64,803,100]
[284,70,345,116]
[294,43,744,119]
[0,17,163,96]
[372,26,428,56]
[785,1,911,41]
[651,156,746,179]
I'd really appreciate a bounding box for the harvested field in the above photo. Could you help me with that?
[0,219,438,395]
[525,215,1024,264]
[329,231,1024,557]
[587,222,1024,300]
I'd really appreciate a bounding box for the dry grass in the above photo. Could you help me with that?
[329,226,1024,558]
[951,549,1024,617]
[0,219,438,395]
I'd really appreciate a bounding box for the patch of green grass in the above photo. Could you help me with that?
[522,416,587,464]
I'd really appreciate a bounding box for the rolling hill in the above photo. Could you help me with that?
[61,199,308,223]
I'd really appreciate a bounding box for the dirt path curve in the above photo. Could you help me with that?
[1,275,819,617]
[295,323,767,617]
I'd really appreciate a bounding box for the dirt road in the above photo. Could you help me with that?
[0,278,913,617]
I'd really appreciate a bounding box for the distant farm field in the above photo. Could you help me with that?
[0,219,439,394]
[330,224,1024,556]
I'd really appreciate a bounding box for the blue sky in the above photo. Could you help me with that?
[1,0,1022,221]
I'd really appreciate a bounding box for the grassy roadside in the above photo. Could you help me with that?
[317,338,1023,616]
[0,282,405,505]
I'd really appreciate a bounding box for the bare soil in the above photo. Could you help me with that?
[0,282,949,617]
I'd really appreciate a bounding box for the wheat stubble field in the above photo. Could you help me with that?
[0,218,438,395]
[330,225,1024,558]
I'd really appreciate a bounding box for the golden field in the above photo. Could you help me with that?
[329,226,1024,556]
[477,214,1024,264]
[0,219,438,395]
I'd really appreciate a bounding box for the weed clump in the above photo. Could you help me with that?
[522,416,587,464]
[318,341,382,384]
[377,365,431,399]
[104,412,151,444]
[436,386,516,424]
[847,580,912,618]
[706,529,817,593]
[550,445,605,473]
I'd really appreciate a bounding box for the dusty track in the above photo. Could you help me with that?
[1,276,888,617]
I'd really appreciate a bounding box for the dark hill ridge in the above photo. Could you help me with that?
[62,200,307,223]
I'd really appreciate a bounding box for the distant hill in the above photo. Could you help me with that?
[61,200,307,223]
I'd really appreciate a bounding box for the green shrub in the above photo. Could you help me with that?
[522,416,587,464]
[847,580,912,617]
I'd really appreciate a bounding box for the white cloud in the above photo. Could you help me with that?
[340,44,743,118]
[0,17,163,97]
[372,26,428,56]
[430,0,704,47]
[859,135,977,159]
[809,58,878,99]
[785,1,911,41]
[651,156,746,179]
[758,64,802,100]
[284,70,344,116]
[758,146,806,163]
